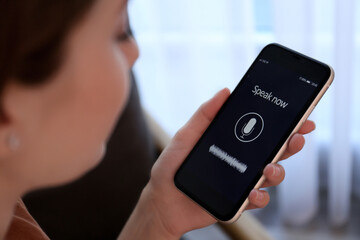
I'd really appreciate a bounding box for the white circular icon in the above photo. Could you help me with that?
[234,112,264,143]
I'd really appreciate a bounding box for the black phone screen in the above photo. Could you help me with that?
[174,44,331,221]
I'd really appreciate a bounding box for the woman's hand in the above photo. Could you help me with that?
[120,88,316,240]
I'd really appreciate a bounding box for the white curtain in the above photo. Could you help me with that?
[128,0,360,227]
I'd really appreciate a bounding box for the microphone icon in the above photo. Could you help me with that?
[235,112,264,143]
[240,118,257,139]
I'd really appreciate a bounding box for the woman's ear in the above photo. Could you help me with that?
[0,112,21,160]
[0,83,24,160]
[0,130,20,159]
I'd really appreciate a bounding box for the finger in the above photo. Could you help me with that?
[260,164,285,188]
[172,88,230,149]
[279,133,305,160]
[246,189,270,210]
[298,120,316,135]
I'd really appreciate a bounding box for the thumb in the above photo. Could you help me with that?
[176,88,230,146]
[168,88,230,156]
[154,88,230,179]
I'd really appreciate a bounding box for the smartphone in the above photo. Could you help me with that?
[174,43,334,223]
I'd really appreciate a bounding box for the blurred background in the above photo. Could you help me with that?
[128,0,360,239]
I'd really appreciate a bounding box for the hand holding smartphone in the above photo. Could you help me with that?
[174,43,334,223]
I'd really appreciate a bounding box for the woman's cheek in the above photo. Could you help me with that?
[112,45,132,114]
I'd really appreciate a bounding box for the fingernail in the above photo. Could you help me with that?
[256,191,264,201]
[272,166,281,177]
[215,88,229,96]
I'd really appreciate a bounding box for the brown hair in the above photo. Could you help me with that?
[0,0,96,94]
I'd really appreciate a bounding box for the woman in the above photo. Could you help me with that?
[0,0,315,239]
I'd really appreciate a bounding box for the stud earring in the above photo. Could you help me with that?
[7,133,20,150]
